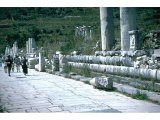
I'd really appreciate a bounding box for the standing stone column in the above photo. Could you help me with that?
[39,52,45,72]
[28,38,31,53]
[27,38,36,54]
[5,47,8,55]
[56,51,64,72]
[100,7,115,51]
[89,26,93,41]
[29,38,33,53]
[26,41,29,53]
[7,47,10,55]
[52,54,59,71]
[12,46,15,56]
[84,26,89,41]
[15,42,18,55]
[30,38,33,53]
[79,26,82,36]
[5,47,10,56]
[75,27,79,37]
[82,26,86,38]
[31,38,36,53]
[10,48,13,57]
[13,41,18,56]
[85,26,92,41]
[120,7,136,51]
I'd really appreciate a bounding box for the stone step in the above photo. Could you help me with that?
[114,82,160,103]
[88,71,160,92]
[58,72,160,104]
[106,74,160,92]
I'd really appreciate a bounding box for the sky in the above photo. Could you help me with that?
[0,0,159,7]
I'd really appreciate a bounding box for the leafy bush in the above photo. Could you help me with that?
[131,90,148,100]
[81,64,91,77]
[0,105,5,113]
[63,64,73,74]
[0,7,160,55]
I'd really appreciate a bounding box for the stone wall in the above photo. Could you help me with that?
[67,62,160,81]
[63,52,160,82]
[66,55,133,67]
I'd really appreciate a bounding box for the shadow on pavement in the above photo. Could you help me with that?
[16,77,26,78]
[25,75,39,76]
[83,109,121,113]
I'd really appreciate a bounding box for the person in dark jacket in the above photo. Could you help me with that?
[5,55,13,76]
[21,56,28,75]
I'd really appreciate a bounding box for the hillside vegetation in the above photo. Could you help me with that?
[0,7,160,55]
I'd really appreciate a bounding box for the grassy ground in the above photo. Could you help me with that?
[1,8,160,55]
[0,105,5,112]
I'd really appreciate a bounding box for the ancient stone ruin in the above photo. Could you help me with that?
[52,7,160,91]
[75,25,93,41]
[26,38,39,69]
[5,41,18,57]
[3,7,160,95]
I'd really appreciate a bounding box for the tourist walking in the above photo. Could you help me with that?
[21,56,28,75]
[0,55,2,67]
[5,55,13,76]
[2,55,7,73]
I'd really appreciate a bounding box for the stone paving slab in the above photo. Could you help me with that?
[1,67,160,113]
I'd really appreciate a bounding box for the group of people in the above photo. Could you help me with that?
[2,55,28,76]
